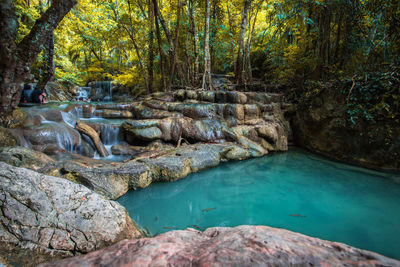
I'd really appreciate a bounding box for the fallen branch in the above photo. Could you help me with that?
[347,75,357,105]
[75,120,109,157]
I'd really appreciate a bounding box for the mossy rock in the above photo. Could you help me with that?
[0,127,17,147]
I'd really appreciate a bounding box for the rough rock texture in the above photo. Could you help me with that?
[0,162,142,266]
[60,160,151,199]
[41,225,400,267]
[0,126,17,147]
[294,89,400,171]
[44,82,73,102]
[121,89,290,153]
[0,146,55,171]
[58,143,246,199]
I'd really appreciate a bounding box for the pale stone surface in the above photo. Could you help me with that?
[0,162,142,266]
[41,225,400,267]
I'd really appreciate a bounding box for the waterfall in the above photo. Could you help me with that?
[76,87,91,101]
[100,124,120,145]
[95,81,113,102]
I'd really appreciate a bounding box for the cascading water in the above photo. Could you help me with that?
[100,124,120,145]
[75,87,91,101]
[42,121,82,153]
[94,81,113,102]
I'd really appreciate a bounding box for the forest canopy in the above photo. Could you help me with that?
[14,0,399,94]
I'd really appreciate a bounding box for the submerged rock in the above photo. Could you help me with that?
[40,225,400,267]
[0,162,142,266]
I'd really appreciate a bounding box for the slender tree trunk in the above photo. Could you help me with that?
[245,3,260,83]
[0,0,77,126]
[148,0,154,93]
[123,26,149,92]
[168,0,182,91]
[227,2,236,75]
[189,0,199,86]
[153,0,167,91]
[153,0,173,49]
[235,0,250,85]
[37,30,55,90]
[202,0,213,90]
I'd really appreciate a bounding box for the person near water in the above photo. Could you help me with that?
[31,86,47,104]
[20,84,33,103]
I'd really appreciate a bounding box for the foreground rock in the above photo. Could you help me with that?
[0,162,142,266]
[41,225,400,267]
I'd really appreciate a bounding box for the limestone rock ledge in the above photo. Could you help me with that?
[41,225,400,267]
[0,162,142,266]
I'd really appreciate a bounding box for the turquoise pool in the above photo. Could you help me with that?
[118,149,400,259]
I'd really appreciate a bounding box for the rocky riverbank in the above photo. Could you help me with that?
[1,87,399,266]
[40,225,400,267]
[293,87,400,171]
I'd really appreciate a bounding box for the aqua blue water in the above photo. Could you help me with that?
[118,149,400,259]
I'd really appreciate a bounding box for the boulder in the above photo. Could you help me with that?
[60,160,151,199]
[0,162,142,266]
[40,225,400,267]
[0,146,55,171]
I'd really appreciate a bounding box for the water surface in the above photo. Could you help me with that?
[118,149,400,259]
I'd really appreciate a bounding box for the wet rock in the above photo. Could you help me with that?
[44,82,72,102]
[141,156,191,182]
[40,225,400,267]
[122,120,163,143]
[172,144,221,172]
[0,162,142,267]
[21,123,81,154]
[0,146,55,171]
[111,144,138,156]
[94,109,133,119]
[60,160,151,199]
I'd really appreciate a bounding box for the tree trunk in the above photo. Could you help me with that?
[235,0,250,85]
[227,2,236,75]
[245,3,260,84]
[153,0,167,91]
[37,30,55,90]
[168,0,182,91]
[0,0,77,126]
[188,0,199,86]
[148,0,154,93]
[202,0,213,90]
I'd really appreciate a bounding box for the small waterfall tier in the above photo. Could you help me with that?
[88,81,113,102]
[75,87,91,101]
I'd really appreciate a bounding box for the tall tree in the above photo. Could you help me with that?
[168,0,182,91]
[188,0,199,86]
[148,0,154,93]
[152,0,167,91]
[235,0,250,85]
[202,0,213,90]
[0,0,77,126]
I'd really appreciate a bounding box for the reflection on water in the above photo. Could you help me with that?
[118,149,400,260]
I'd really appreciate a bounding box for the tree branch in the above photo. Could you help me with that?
[17,0,77,66]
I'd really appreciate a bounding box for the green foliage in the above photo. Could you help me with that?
[12,0,400,97]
